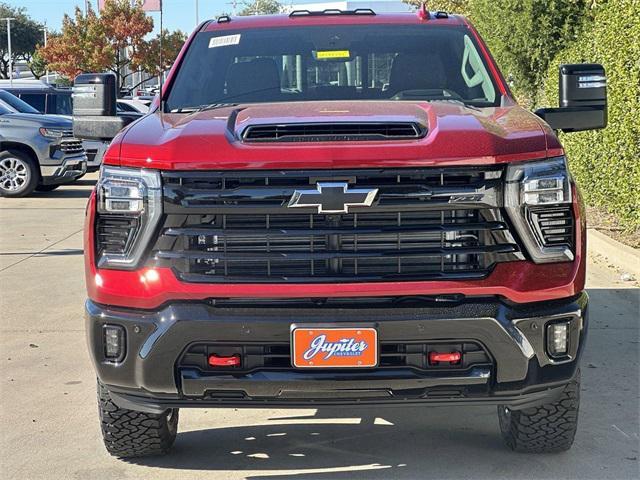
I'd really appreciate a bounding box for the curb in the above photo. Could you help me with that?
[587,228,640,278]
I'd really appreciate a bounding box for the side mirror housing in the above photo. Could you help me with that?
[72,73,134,140]
[535,64,607,133]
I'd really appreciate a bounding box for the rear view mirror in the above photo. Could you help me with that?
[535,64,607,133]
[73,73,134,140]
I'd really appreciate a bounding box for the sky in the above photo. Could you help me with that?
[4,0,407,36]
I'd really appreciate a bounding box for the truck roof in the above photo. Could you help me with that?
[202,10,467,32]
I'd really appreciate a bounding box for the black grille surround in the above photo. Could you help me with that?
[178,341,492,374]
[150,167,525,283]
[96,215,140,257]
[527,206,574,249]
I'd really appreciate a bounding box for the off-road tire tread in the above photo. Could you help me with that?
[97,380,178,458]
[498,371,580,453]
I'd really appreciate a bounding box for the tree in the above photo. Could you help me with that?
[27,49,47,78]
[39,0,184,92]
[38,6,110,81]
[470,0,590,104]
[0,2,43,79]
[99,0,153,90]
[238,0,282,16]
[132,29,186,89]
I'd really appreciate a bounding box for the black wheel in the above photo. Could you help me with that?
[97,380,179,458]
[0,150,39,197]
[498,370,580,453]
[35,184,60,192]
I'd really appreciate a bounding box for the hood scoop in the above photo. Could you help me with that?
[241,121,427,143]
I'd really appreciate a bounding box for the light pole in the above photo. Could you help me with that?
[195,0,199,26]
[40,23,48,83]
[1,18,15,86]
[227,0,238,15]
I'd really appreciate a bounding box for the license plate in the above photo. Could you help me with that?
[291,326,378,368]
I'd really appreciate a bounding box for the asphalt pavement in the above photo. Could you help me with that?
[0,174,638,480]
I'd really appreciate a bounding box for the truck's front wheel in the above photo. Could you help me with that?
[498,371,580,453]
[97,380,179,458]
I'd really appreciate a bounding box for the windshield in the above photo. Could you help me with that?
[166,25,500,112]
[0,90,41,114]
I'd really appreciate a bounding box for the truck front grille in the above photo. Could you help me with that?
[151,168,523,283]
[59,138,84,154]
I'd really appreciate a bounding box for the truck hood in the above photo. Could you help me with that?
[3,112,72,129]
[114,101,561,170]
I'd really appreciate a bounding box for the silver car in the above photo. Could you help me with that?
[0,92,86,197]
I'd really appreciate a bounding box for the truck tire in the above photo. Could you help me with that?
[0,150,39,197]
[97,380,179,458]
[498,370,580,453]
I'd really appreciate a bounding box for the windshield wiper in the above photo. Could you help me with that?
[170,103,239,113]
[196,102,239,112]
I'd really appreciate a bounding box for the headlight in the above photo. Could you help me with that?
[39,127,66,139]
[95,166,162,269]
[505,157,575,263]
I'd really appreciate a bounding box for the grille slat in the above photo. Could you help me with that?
[155,168,522,283]
[528,206,574,248]
[96,216,140,256]
[60,138,84,154]
[157,244,516,262]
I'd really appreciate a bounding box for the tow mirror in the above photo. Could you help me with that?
[535,64,607,133]
[72,73,134,140]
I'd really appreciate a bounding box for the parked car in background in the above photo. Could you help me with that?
[131,94,156,107]
[0,100,86,196]
[1,80,73,115]
[0,88,105,173]
[117,99,149,114]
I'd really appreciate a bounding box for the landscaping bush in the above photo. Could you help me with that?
[540,0,640,230]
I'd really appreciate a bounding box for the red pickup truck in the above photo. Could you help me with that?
[75,8,607,458]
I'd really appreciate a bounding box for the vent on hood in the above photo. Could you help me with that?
[241,122,426,142]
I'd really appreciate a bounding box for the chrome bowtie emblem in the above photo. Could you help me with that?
[288,182,378,214]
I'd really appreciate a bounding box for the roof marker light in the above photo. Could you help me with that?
[417,2,430,20]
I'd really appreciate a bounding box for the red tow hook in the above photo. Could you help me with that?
[429,351,462,365]
[208,354,241,367]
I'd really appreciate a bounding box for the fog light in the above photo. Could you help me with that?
[103,325,125,361]
[547,322,569,357]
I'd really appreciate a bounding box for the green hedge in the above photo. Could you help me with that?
[540,0,640,230]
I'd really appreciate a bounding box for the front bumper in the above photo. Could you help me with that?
[82,140,107,172]
[86,292,588,413]
[40,154,87,184]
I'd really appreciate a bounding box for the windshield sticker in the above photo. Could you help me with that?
[209,34,241,49]
[315,50,350,60]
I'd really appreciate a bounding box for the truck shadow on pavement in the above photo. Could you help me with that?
[125,288,639,480]
[32,178,96,199]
